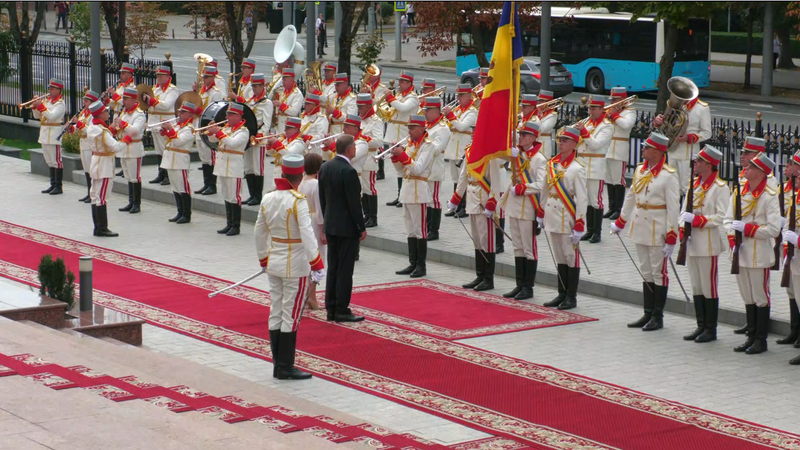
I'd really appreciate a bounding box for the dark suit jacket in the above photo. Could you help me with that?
[318,155,365,238]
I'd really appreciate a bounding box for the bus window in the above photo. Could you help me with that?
[675,19,709,62]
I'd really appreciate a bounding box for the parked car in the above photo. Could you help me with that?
[459,58,574,97]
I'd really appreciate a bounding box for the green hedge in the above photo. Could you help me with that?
[711,32,800,57]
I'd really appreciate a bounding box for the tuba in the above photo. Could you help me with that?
[304,61,324,94]
[361,63,381,87]
[660,76,699,151]
[194,53,213,88]
[375,80,397,122]
[274,25,306,77]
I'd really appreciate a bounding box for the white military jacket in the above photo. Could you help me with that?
[537,109,558,159]
[351,131,371,177]
[301,110,330,157]
[74,109,93,152]
[445,103,477,161]
[209,121,250,178]
[723,178,781,269]
[680,175,730,257]
[384,88,419,144]
[605,107,635,162]
[115,104,146,159]
[543,151,588,234]
[268,134,309,179]
[576,117,613,180]
[255,178,325,278]
[87,120,122,180]
[236,77,253,104]
[107,78,136,113]
[392,133,436,204]
[784,184,800,274]
[198,83,225,111]
[426,116,452,183]
[500,143,547,221]
[328,89,357,135]
[160,118,195,171]
[248,94,274,139]
[452,152,501,215]
[361,112,385,172]
[273,85,304,134]
[616,157,681,247]
[33,95,65,145]
[147,83,179,125]
[668,98,712,160]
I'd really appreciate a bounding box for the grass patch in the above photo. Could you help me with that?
[0,138,39,161]
[706,81,800,99]
[423,60,457,68]
[711,60,800,71]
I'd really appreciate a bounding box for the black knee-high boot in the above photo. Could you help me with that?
[495,218,505,253]
[386,178,402,206]
[79,172,91,202]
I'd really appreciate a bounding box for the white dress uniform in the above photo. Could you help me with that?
[328,87,357,136]
[576,116,613,210]
[543,151,587,268]
[196,83,225,166]
[360,111,385,196]
[75,109,94,177]
[267,133,309,188]
[107,76,135,114]
[209,121,250,204]
[384,86,419,145]
[115,102,146,183]
[392,132,436,239]
[273,84,304,134]
[426,114,452,210]
[87,121,123,205]
[147,81,179,157]
[352,132,371,190]
[161,117,195,195]
[537,109,558,159]
[246,94,274,177]
[666,98,712,196]
[452,155,502,254]
[33,94,65,169]
[301,109,330,159]
[500,143,547,261]
[605,107,635,185]
[235,76,254,104]
[444,102,477,182]
[683,175,730,298]
[321,79,337,104]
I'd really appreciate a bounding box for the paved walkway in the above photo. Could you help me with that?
[2,153,800,441]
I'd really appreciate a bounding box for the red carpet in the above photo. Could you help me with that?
[0,221,798,450]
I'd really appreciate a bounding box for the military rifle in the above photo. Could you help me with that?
[676,160,694,266]
[782,174,797,288]
[731,167,742,275]
[774,163,785,271]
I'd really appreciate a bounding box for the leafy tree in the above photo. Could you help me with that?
[69,1,91,49]
[0,8,16,81]
[101,2,128,61]
[184,2,261,74]
[338,2,370,77]
[127,2,167,60]
[3,1,46,51]
[354,33,386,69]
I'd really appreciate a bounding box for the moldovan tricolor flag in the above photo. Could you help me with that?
[466,1,523,192]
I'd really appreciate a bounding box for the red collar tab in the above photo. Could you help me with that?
[401,85,415,96]
[124,102,140,114]
[92,118,108,128]
[589,116,603,127]
[338,87,352,98]
[460,100,474,112]
[641,156,666,176]
[324,79,334,86]
[178,117,193,127]
[743,177,768,197]
[160,82,170,91]
[361,107,375,120]
[241,75,251,84]
[686,97,699,111]
[411,132,427,147]
[522,110,535,122]
[49,94,63,104]
[201,81,216,93]
[303,106,320,117]
[370,78,381,90]
[556,151,576,167]
[426,115,444,129]
[229,121,245,132]
[275,178,294,190]
[694,174,716,190]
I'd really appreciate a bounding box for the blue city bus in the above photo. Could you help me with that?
[456,7,710,93]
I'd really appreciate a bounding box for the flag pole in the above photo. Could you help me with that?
[510,2,520,187]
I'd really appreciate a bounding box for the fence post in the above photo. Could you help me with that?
[755,112,762,138]
[165,53,176,85]
[100,48,107,93]
[20,35,33,123]
[68,40,78,116]
[578,96,588,120]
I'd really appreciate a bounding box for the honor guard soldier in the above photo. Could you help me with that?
[443,84,477,218]
[321,61,338,103]
[576,96,613,243]
[106,63,136,114]
[272,68,304,134]
[737,137,778,190]
[385,71,420,208]
[475,67,489,107]
[86,101,124,237]
[112,87,146,214]
[357,93,384,228]
[301,93,330,159]
[536,89,558,159]
[390,115,436,278]
[194,65,225,196]
[159,101,198,224]
[418,78,436,110]
[604,87,635,220]
[541,127,587,310]
[255,153,325,380]
[230,58,255,102]
[66,89,101,203]
[653,95,711,196]
[144,65,179,186]
[206,103,251,236]
[267,117,311,190]
[678,145,729,343]
[448,146,503,292]
[499,122,547,300]
[611,132,680,331]
[424,97,451,241]
[780,151,800,364]
[33,78,66,195]
[243,73,274,207]
[725,153,780,355]
[519,94,538,124]
[327,72,357,136]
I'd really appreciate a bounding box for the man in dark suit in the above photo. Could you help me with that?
[319,134,367,322]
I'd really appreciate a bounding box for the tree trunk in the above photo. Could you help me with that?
[7,2,46,50]
[744,8,754,89]
[471,22,489,67]
[777,24,796,69]
[102,2,128,62]
[244,8,259,57]
[225,3,245,74]
[338,3,369,78]
[656,21,678,114]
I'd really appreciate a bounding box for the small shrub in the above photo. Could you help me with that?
[37,254,76,309]
[61,132,80,154]
[355,33,387,68]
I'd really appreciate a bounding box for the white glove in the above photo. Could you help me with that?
[662,243,675,259]
[510,147,519,158]
[446,201,457,212]
[679,212,695,224]
[536,217,544,229]
[482,208,494,219]
[570,229,584,245]
[781,216,788,229]
[311,269,325,283]
[731,220,746,233]
[784,230,799,247]
[610,222,622,235]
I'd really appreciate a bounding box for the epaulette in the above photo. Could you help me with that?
[765,186,778,196]
[289,189,306,199]
[423,137,432,144]
[663,164,676,173]
[698,99,709,107]
[714,177,727,187]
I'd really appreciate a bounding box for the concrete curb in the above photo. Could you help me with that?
[700,89,800,106]
[65,170,791,336]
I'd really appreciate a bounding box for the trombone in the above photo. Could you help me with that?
[534,98,565,114]
[373,137,409,161]
[18,94,49,109]
[574,95,638,127]
[418,86,446,99]
[192,120,228,135]
[146,117,178,130]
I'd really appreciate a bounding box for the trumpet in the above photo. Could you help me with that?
[310,132,344,146]
[574,95,638,127]
[418,86,446,99]
[534,98,565,114]
[373,137,409,161]
[192,120,228,135]
[249,133,281,146]
[18,94,49,109]
[146,117,179,130]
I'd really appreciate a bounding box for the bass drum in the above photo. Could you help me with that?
[199,101,258,150]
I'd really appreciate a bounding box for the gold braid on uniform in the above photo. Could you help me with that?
[632,171,652,194]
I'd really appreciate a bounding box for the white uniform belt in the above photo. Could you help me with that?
[579,153,604,158]
[92,152,114,156]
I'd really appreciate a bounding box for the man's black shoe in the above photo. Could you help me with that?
[334,313,365,323]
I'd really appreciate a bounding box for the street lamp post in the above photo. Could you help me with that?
[540,2,552,91]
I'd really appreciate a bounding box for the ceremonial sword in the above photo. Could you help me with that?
[668,256,691,302]
[614,232,653,293]
[208,269,266,298]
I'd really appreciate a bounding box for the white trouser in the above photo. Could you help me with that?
[469,213,496,253]
[636,244,668,287]
[360,170,377,196]
[90,177,112,206]
[427,181,441,209]
[168,169,190,194]
[587,179,605,209]
[220,176,242,204]
[604,160,627,186]
[198,140,214,165]
[448,159,460,183]
[674,159,691,196]
[244,146,266,176]
[42,144,63,169]
[509,217,538,260]
[403,203,427,239]
[268,274,309,333]
[551,232,579,268]
[687,255,719,298]
[736,267,771,307]
[120,157,142,183]
[152,131,166,156]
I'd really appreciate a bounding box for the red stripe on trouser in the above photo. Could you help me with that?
[135,158,142,183]
[291,277,307,331]
[764,268,771,305]
[499,193,505,219]
[100,179,109,205]
[56,145,63,168]
[182,170,190,195]
[710,256,718,298]
[235,178,242,205]
[369,171,377,196]
[574,245,580,268]
[486,217,494,253]
[531,225,538,260]
[420,205,428,239]
[432,181,440,209]
[259,146,266,175]
[597,180,604,209]
[661,256,669,286]
[620,162,627,187]
[211,151,216,166]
